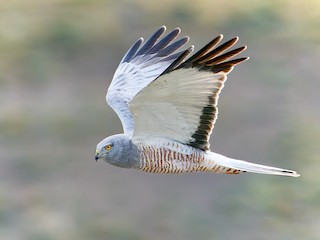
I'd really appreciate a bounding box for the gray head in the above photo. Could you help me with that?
[95,134,138,168]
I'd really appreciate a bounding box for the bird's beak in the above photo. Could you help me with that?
[95,154,99,161]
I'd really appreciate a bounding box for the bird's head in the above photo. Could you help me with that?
[95,134,136,168]
[95,135,117,162]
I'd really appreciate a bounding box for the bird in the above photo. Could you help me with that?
[95,26,299,177]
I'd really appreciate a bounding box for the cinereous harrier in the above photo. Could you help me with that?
[95,26,299,177]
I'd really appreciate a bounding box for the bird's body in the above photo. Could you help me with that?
[95,26,299,177]
[137,137,216,174]
[137,139,242,174]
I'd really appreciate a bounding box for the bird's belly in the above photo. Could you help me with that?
[138,144,210,173]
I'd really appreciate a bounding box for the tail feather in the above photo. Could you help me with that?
[209,152,300,177]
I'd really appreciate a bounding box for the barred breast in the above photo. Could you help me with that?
[136,141,241,174]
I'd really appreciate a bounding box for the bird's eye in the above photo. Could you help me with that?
[105,145,112,151]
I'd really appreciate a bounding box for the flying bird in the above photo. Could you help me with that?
[95,26,299,177]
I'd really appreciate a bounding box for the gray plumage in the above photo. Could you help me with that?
[95,134,140,169]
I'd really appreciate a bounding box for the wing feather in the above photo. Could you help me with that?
[135,27,166,57]
[131,35,248,150]
[106,26,191,135]
[120,38,143,63]
[147,28,181,54]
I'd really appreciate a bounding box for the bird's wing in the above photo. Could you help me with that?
[106,26,192,135]
[130,35,248,150]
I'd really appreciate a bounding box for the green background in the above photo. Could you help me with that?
[1,0,319,239]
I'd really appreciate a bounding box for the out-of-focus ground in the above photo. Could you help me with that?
[0,0,319,239]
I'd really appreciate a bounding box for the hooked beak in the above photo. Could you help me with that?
[95,154,99,161]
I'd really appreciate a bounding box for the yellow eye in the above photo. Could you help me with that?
[105,145,112,151]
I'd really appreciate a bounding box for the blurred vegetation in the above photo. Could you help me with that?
[0,0,320,239]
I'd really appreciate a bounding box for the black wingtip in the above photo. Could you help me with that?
[121,37,144,63]
[160,46,194,75]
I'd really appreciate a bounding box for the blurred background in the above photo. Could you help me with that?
[1,0,319,239]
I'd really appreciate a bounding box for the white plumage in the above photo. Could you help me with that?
[130,68,225,146]
[106,27,190,135]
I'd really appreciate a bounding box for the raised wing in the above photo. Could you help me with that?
[130,35,248,150]
[106,26,192,135]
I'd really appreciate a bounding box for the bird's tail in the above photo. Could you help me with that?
[208,152,300,177]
